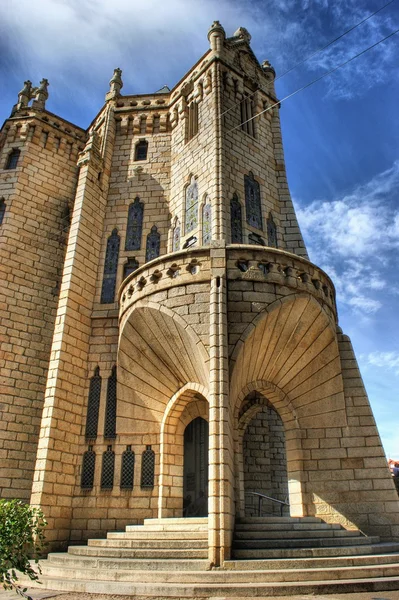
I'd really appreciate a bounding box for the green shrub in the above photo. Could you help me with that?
[0,499,47,599]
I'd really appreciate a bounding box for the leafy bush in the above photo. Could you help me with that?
[0,499,47,599]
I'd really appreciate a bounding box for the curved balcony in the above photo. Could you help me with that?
[119,245,336,322]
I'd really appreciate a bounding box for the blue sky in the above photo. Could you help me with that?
[1,0,398,456]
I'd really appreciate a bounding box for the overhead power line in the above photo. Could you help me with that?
[220,0,396,119]
[228,27,399,134]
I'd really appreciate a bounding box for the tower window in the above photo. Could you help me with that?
[100,228,120,304]
[141,445,155,488]
[230,194,243,244]
[173,219,181,252]
[85,367,102,440]
[5,149,20,170]
[135,140,148,161]
[145,225,161,262]
[125,196,144,251]
[202,202,212,245]
[104,365,117,439]
[241,94,255,137]
[186,102,199,142]
[244,172,262,231]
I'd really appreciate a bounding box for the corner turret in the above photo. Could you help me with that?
[208,21,226,52]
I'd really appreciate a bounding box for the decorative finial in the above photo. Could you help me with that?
[208,21,226,52]
[16,80,33,110]
[32,78,49,110]
[106,68,123,100]
[261,60,276,82]
[233,27,251,44]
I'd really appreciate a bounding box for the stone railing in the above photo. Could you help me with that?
[226,245,336,319]
[119,245,336,322]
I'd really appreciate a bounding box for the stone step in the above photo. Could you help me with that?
[107,530,208,540]
[126,523,208,532]
[233,535,379,550]
[68,545,208,559]
[143,517,208,525]
[48,548,399,572]
[236,516,322,524]
[39,561,399,584]
[234,522,342,531]
[234,529,360,540]
[48,553,210,571]
[88,538,208,549]
[232,542,388,560]
[23,573,399,596]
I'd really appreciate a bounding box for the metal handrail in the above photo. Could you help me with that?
[246,491,289,517]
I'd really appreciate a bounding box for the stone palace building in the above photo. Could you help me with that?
[1,21,399,595]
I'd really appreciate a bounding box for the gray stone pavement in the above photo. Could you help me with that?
[3,590,399,600]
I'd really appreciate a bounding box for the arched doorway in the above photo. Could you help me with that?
[183,417,209,517]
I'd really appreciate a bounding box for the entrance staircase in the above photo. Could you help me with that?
[28,516,399,596]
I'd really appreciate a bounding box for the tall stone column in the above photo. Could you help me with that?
[208,244,234,565]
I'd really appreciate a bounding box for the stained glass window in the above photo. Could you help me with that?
[145,225,160,262]
[120,446,135,490]
[5,149,20,170]
[267,213,278,248]
[104,365,117,439]
[123,258,139,279]
[0,199,6,226]
[202,202,211,245]
[125,197,144,251]
[185,176,198,234]
[135,140,148,161]
[100,228,120,304]
[85,367,101,440]
[141,445,155,488]
[230,194,242,244]
[173,220,181,252]
[101,446,115,490]
[244,172,262,230]
[81,447,96,490]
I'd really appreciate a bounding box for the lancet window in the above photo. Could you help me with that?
[120,446,135,490]
[125,197,144,251]
[141,445,155,488]
[202,202,211,245]
[5,149,20,170]
[244,172,262,230]
[85,367,102,440]
[186,102,199,142]
[145,225,160,262]
[0,198,6,226]
[173,219,181,252]
[185,176,198,234]
[104,366,117,439]
[81,447,96,490]
[100,228,120,304]
[230,193,243,243]
[241,94,255,137]
[267,213,278,248]
[101,446,115,490]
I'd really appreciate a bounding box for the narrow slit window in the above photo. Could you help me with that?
[240,95,255,137]
[101,445,115,490]
[145,225,160,262]
[267,213,278,248]
[85,367,102,440]
[244,172,262,230]
[185,176,198,234]
[141,445,155,488]
[0,198,6,226]
[173,219,181,252]
[104,365,117,439]
[202,202,211,245]
[186,102,199,142]
[125,197,144,251]
[100,229,120,304]
[230,193,243,243]
[120,446,135,490]
[81,446,96,490]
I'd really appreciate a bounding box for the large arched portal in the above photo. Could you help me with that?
[183,417,209,517]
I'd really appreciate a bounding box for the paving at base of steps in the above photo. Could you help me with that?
[3,591,399,600]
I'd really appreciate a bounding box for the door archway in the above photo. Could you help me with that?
[183,417,209,517]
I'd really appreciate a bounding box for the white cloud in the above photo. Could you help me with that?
[364,351,399,375]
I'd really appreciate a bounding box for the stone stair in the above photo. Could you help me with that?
[25,516,399,596]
